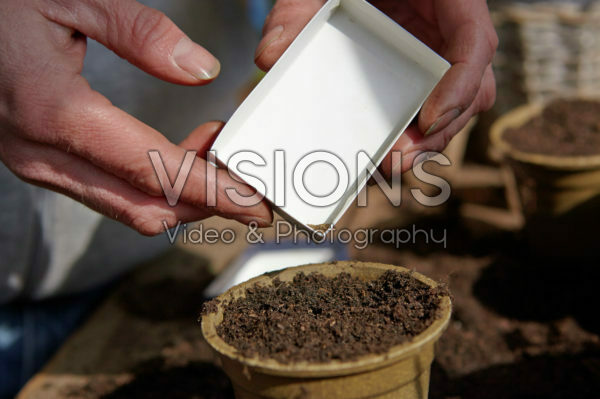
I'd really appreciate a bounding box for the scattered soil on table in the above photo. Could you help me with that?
[203,270,448,363]
[503,99,600,156]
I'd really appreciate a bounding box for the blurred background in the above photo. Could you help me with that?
[8,0,600,398]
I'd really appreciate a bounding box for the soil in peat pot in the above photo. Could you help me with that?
[503,99,600,156]
[202,270,448,363]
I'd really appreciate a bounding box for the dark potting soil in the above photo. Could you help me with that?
[503,99,600,156]
[203,270,448,363]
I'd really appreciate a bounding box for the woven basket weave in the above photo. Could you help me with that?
[491,1,600,110]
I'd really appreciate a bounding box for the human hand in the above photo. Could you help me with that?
[0,0,272,236]
[255,0,498,175]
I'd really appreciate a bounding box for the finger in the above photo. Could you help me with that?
[380,69,494,177]
[0,131,218,236]
[179,120,224,157]
[19,85,272,227]
[418,0,498,136]
[477,64,497,113]
[6,12,270,229]
[255,0,325,71]
[376,124,422,178]
[40,0,220,85]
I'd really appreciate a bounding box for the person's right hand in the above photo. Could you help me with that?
[0,0,273,235]
[255,0,498,176]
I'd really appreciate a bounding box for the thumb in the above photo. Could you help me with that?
[255,0,325,71]
[44,0,220,85]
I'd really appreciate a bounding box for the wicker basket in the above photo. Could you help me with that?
[491,1,600,110]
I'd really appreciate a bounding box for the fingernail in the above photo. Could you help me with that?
[255,25,284,61]
[425,108,461,137]
[173,36,221,80]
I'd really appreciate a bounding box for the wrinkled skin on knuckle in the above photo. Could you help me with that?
[272,0,306,18]
[267,0,323,29]
[127,7,173,57]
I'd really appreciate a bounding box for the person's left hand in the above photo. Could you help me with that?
[0,0,273,236]
[254,0,498,176]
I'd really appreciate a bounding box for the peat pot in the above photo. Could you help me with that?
[490,101,600,257]
[201,261,452,399]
